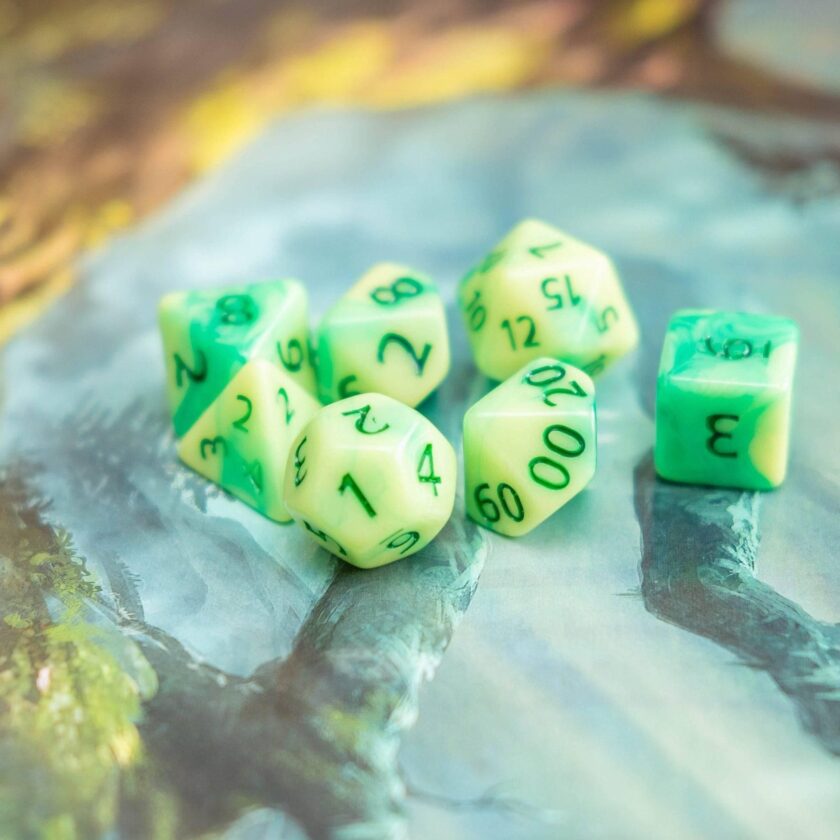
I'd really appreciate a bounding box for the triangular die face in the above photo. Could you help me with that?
[177,360,319,522]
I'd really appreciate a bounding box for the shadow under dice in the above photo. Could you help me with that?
[458,218,639,381]
[282,393,456,568]
[316,263,450,407]
[464,357,597,536]
[159,278,317,436]
[178,360,320,521]
[655,309,799,490]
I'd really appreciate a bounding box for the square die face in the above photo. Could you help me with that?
[655,310,799,490]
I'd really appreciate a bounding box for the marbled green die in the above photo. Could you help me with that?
[458,218,639,381]
[159,279,316,436]
[316,263,450,407]
[655,309,799,490]
[464,357,597,537]
[282,393,456,568]
[178,360,320,522]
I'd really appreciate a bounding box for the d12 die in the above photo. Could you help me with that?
[655,309,799,490]
[458,218,639,381]
[178,360,320,521]
[464,357,597,536]
[283,393,456,568]
[159,279,316,436]
[317,264,450,407]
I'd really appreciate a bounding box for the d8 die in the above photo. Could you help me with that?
[178,360,320,521]
[159,279,316,436]
[317,263,450,407]
[283,393,456,568]
[459,218,639,381]
[464,357,596,536]
[655,309,799,490]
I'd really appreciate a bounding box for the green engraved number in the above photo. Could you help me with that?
[216,294,257,325]
[501,316,540,350]
[200,436,227,460]
[706,414,739,458]
[462,289,487,331]
[293,437,308,486]
[528,424,586,490]
[174,350,207,387]
[341,404,390,435]
[232,394,252,432]
[244,459,263,492]
[377,333,432,375]
[541,275,581,311]
[474,482,524,523]
[523,363,587,405]
[381,529,421,555]
[702,336,772,360]
[529,241,563,259]
[277,388,294,425]
[417,443,441,495]
[303,520,347,556]
[338,375,361,398]
[338,473,377,517]
[370,276,424,306]
[594,306,619,334]
[277,338,305,372]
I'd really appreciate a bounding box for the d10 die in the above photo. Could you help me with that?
[317,263,450,407]
[159,279,316,436]
[178,360,320,521]
[459,218,639,381]
[655,309,798,490]
[464,357,597,536]
[283,393,456,568]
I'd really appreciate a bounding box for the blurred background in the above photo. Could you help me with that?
[1,0,839,339]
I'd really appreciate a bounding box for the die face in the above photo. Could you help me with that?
[458,219,639,381]
[177,360,320,521]
[159,279,316,436]
[316,264,450,407]
[655,309,799,490]
[464,357,597,536]
[283,393,456,568]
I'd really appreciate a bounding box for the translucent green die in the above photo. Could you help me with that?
[458,218,639,381]
[464,357,597,537]
[178,360,320,522]
[282,393,456,568]
[159,279,316,436]
[655,309,799,490]
[316,263,450,407]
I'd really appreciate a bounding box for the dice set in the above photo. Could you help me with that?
[159,217,799,568]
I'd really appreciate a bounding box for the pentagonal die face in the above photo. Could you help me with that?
[159,278,316,436]
[464,357,597,536]
[317,264,451,407]
[655,309,799,490]
[283,393,456,568]
[458,219,639,381]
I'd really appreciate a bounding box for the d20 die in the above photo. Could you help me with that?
[283,393,456,568]
[159,278,316,436]
[178,360,320,522]
[317,263,450,407]
[458,218,639,381]
[655,309,799,490]
[464,357,597,536]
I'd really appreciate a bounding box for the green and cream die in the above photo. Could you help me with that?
[464,357,597,537]
[283,393,456,568]
[159,278,316,436]
[316,263,450,407]
[655,309,799,490]
[177,360,320,522]
[458,218,639,381]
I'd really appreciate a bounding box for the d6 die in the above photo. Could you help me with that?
[283,393,456,568]
[317,263,450,407]
[655,309,799,490]
[464,357,597,536]
[159,279,316,436]
[459,219,638,381]
[178,360,320,521]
